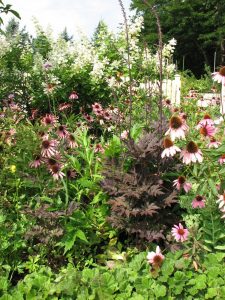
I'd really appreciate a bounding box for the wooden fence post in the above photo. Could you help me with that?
[221,84,225,114]
[174,74,181,106]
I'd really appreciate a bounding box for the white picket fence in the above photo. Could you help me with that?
[143,74,181,106]
[146,74,225,113]
[162,74,181,106]
[221,84,225,114]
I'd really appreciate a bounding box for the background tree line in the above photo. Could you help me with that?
[130,0,225,77]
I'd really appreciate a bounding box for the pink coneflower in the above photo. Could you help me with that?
[218,154,225,165]
[163,98,172,108]
[29,154,43,168]
[166,116,188,141]
[212,66,225,86]
[58,102,72,111]
[147,246,164,267]
[173,176,192,193]
[103,110,112,120]
[69,91,79,100]
[171,223,189,242]
[196,114,214,129]
[180,141,203,164]
[199,124,216,138]
[49,164,65,180]
[30,109,39,120]
[38,131,49,140]
[41,114,58,127]
[67,134,78,148]
[121,130,129,140]
[92,102,103,115]
[216,193,225,209]
[207,138,221,149]
[161,137,181,158]
[45,154,62,169]
[66,169,77,179]
[192,195,206,208]
[56,125,69,139]
[83,113,94,123]
[41,139,58,157]
[94,143,104,153]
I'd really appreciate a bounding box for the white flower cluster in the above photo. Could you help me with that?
[126,15,144,36]
[90,55,109,80]
[0,36,10,57]
[71,38,94,70]
[162,38,177,57]
[48,38,70,67]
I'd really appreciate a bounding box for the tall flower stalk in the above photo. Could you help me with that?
[118,0,133,133]
[143,0,163,136]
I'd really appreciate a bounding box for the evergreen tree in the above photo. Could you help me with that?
[60,27,73,41]
[32,31,52,58]
[5,18,30,44]
[92,20,109,45]
[131,0,225,76]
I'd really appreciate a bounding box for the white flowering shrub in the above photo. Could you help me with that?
[0,16,176,117]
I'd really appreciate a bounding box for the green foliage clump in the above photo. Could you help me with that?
[0,251,224,299]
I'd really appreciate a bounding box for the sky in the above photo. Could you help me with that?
[4,0,133,38]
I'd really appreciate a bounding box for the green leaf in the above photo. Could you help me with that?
[8,9,20,19]
[154,284,167,297]
[214,245,225,250]
[90,191,105,204]
[63,234,76,254]
[208,179,218,196]
[76,229,88,243]
[205,287,218,299]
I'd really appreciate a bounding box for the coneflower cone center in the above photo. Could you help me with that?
[163,138,173,148]
[51,164,60,173]
[223,194,225,202]
[45,117,52,124]
[58,125,64,131]
[221,154,225,159]
[199,127,208,136]
[186,141,198,153]
[204,114,211,119]
[42,140,50,148]
[153,255,163,264]
[48,158,57,165]
[170,116,183,129]
[69,134,75,141]
[196,195,203,202]
[178,176,186,184]
[178,228,185,235]
[219,66,225,76]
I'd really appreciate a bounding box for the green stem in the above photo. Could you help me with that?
[62,178,69,206]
